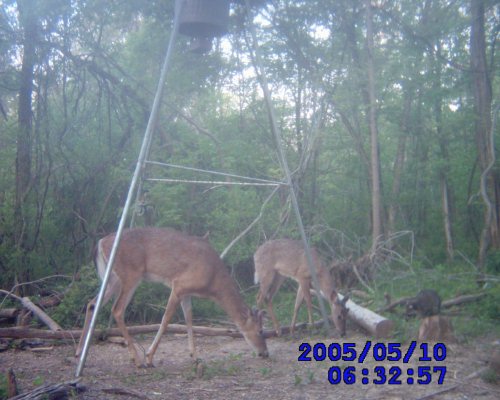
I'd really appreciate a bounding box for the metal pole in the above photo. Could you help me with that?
[75,0,184,377]
[129,111,158,228]
[244,0,331,332]
[146,161,285,185]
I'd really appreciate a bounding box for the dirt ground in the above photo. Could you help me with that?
[1,328,499,400]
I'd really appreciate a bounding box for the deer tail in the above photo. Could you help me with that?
[95,239,108,280]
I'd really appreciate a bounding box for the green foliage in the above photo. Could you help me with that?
[197,357,242,380]
[374,260,500,342]
[50,264,103,329]
[32,376,44,386]
[485,251,500,275]
[458,288,500,334]
[481,368,500,385]
[0,372,6,400]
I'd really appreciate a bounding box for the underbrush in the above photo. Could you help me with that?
[246,258,499,343]
[372,259,499,342]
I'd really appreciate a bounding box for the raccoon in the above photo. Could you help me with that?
[406,289,441,318]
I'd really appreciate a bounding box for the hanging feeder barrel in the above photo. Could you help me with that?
[177,0,230,38]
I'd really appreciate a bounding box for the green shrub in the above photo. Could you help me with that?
[373,260,499,342]
[50,263,104,329]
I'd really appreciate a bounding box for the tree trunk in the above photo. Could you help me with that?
[12,0,38,289]
[440,178,454,260]
[388,91,411,236]
[15,0,37,230]
[433,42,455,261]
[365,0,384,253]
[470,0,496,269]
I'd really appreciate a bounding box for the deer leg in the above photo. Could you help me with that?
[146,289,181,366]
[256,272,277,335]
[75,296,98,358]
[257,289,281,336]
[259,274,285,336]
[299,280,314,326]
[266,298,282,337]
[181,296,196,359]
[75,276,120,358]
[290,286,305,333]
[112,283,142,367]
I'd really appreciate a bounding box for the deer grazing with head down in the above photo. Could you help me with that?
[254,239,349,336]
[75,227,268,367]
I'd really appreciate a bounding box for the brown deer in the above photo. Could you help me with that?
[254,239,348,336]
[75,227,268,367]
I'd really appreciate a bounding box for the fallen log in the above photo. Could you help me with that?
[378,291,488,314]
[338,294,394,338]
[0,319,322,341]
[9,378,84,400]
[378,296,411,313]
[0,323,242,340]
[19,297,62,331]
[441,292,487,308]
[0,308,19,320]
[0,290,61,331]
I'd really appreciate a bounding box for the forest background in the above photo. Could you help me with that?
[0,0,499,330]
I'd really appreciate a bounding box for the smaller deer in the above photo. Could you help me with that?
[254,239,349,336]
[75,227,268,367]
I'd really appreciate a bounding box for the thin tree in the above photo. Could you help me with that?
[365,0,384,253]
[471,0,495,269]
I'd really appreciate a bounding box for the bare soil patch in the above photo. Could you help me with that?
[1,330,499,399]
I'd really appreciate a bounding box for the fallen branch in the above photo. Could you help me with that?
[378,292,488,314]
[9,378,84,400]
[0,323,242,340]
[19,297,62,331]
[0,275,72,309]
[441,292,487,308]
[378,296,412,313]
[0,308,19,320]
[0,320,326,341]
[0,290,62,331]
